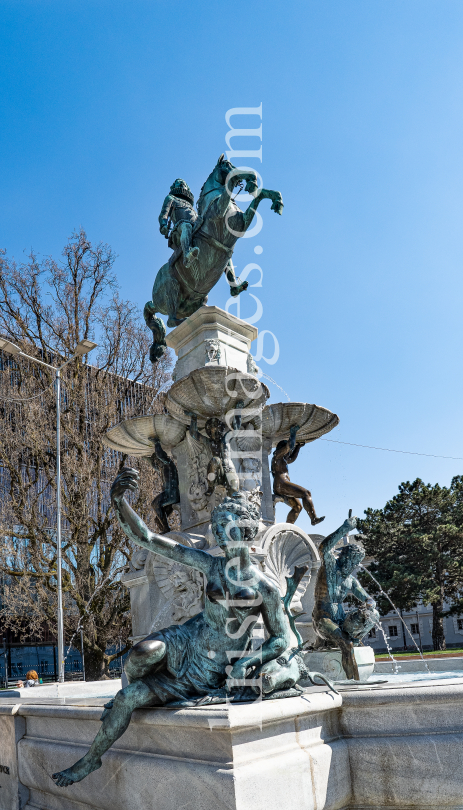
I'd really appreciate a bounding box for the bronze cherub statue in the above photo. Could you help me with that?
[271,424,325,526]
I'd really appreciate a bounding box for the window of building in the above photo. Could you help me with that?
[388,626,398,637]
[458,619,463,631]
[368,627,376,638]
[411,623,419,635]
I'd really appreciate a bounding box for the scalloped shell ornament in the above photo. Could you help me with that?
[263,528,318,613]
[261,402,339,446]
[103,413,186,456]
[165,366,269,429]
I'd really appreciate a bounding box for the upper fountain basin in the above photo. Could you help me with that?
[165,366,270,429]
[103,413,186,456]
[262,402,339,446]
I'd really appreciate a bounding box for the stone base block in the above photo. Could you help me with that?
[165,305,258,381]
[0,679,122,705]
[303,645,375,682]
[3,693,349,810]
[3,677,463,810]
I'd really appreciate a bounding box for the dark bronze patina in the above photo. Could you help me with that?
[149,439,180,534]
[144,154,283,359]
[312,513,379,680]
[271,424,325,526]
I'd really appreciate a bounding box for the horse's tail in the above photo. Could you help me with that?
[143,302,167,363]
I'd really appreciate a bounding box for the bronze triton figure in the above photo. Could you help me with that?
[51,468,325,788]
[312,512,380,680]
[271,424,325,526]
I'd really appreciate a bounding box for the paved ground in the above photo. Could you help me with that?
[376,652,463,661]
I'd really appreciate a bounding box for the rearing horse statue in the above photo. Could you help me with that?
[144,155,283,361]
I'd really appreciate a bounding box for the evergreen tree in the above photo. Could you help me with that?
[358,477,463,651]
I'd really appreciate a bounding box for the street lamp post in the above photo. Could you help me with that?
[0,338,98,683]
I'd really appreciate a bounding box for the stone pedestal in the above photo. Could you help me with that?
[5,678,463,810]
[2,692,348,810]
[162,363,269,534]
[166,305,258,381]
[304,646,375,683]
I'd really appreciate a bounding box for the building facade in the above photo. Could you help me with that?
[366,602,463,652]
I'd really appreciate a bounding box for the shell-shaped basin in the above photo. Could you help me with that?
[166,366,269,430]
[154,413,187,447]
[262,402,339,446]
[103,414,186,456]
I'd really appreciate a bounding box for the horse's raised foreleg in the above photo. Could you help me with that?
[214,171,259,220]
[241,189,284,233]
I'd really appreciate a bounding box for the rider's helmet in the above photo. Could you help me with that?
[170,179,194,205]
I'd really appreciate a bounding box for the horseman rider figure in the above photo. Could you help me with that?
[159,176,248,297]
[159,179,200,269]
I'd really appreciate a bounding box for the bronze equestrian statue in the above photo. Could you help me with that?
[271,424,325,526]
[144,155,283,361]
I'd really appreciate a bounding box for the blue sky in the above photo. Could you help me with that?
[2,0,463,534]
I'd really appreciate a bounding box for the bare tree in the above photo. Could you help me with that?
[0,229,172,679]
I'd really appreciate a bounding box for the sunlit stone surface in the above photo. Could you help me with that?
[1,674,463,809]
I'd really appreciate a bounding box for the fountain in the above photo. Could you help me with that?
[359,564,430,673]
[2,156,463,810]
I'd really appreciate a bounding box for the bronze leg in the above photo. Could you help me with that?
[180,223,199,267]
[179,222,192,256]
[284,496,302,524]
[276,480,323,525]
[224,461,240,496]
[339,639,360,680]
[124,637,167,682]
[52,680,158,787]
[205,456,222,495]
[166,276,182,327]
[225,260,248,297]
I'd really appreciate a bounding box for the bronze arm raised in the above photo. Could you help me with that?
[111,468,213,575]
[319,515,358,556]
